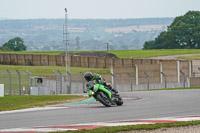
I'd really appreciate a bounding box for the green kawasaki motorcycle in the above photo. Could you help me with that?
[87,81,123,107]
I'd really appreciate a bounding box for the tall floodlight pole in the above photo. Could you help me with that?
[64,8,71,94]
[64,8,70,73]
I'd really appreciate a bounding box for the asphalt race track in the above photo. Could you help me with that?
[0,89,200,130]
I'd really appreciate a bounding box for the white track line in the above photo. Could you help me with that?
[1,115,200,132]
[0,106,69,115]
[0,128,77,132]
[75,122,154,126]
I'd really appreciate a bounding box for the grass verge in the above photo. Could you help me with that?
[56,121,200,133]
[0,95,84,111]
[2,49,200,58]
[179,54,200,60]
[0,65,110,76]
[108,49,200,58]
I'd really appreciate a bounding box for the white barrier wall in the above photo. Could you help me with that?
[0,84,4,97]
[30,87,39,95]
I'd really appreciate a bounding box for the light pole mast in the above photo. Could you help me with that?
[64,8,71,94]
[64,8,70,73]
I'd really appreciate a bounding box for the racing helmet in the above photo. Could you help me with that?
[84,72,93,81]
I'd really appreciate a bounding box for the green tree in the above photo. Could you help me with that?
[2,37,27,51]
[143,11,200,49]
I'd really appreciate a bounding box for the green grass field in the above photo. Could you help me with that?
[0,95,84,111]
[179,54,200,60]
[0,65,110,76]
[1,49,200,58]
[109,49,200,58]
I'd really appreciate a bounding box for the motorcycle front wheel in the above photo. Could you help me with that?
[96,92,112,107]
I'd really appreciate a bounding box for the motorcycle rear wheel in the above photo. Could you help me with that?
[116,96,123,106]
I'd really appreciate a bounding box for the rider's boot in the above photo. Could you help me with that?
[105,83,118,93]
[111,88,118,94]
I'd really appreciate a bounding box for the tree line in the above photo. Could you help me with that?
[143,11,200,49]
[0,37,26,51]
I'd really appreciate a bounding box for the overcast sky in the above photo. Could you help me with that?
[0,0,200,19]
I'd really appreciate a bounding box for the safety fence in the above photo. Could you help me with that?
[111,72,189,92]
[0,70,30,95]
[0,69,190,95]
[0,70,88,95]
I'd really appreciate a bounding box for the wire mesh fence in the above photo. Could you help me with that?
[0,70,30,95]
[0,69,190,95]
[112,72,189,92]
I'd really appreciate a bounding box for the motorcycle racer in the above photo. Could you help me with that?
[84,72,119,104]
[83,72,117,92]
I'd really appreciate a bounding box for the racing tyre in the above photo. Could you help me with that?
[96,92,112,107]
[116,96,123,106]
